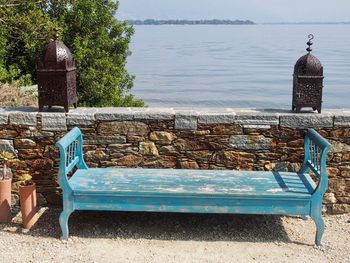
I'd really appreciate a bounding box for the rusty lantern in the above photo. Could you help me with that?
[292,34,324,113]
[37,28,77,112]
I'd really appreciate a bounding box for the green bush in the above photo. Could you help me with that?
[0,0,144,107]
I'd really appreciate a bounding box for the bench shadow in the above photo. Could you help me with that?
[1,207,296,243]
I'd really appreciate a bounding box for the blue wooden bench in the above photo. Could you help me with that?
[56,127,331,246]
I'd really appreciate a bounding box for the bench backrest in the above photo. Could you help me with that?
[302,129,331,177]
[55,127,88,191]
[300,128,331,195]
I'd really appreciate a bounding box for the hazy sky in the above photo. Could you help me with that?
[117,0,350,23]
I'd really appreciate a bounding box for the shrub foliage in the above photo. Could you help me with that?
[0,0,144,107]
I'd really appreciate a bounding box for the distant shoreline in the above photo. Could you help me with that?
[125,19,350,26]
[126,19,255,25]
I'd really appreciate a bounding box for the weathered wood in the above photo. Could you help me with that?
[55,128,331,246]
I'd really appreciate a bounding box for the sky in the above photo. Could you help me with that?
[117,0,350,23]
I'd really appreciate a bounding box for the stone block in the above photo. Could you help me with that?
[186,150,212,160]
[175,112,197,130]
[85,135,126,145]
[85,150,107,162]
[337,196,350,204]
[329,140,350,153]
[0,111,8,125]
[67,108,97,126]
[158,145,181,156]
[210,125,242,135]
[133,108,175,120]
[17,149,43,159]
[95,108,134,121]
[0,140,16,154]
[139,142,159,156]
[178,160,199,169]
[280,113,333,128]
[329,204,350,214]
[243,125,271,130]
[213,151,256,167]
[333,110,350,127]
[229,135,274,150]
[323,193,337,204]
[41,112,66,131]
[98,121,149,136]
[327,167,340,177]
[198,113,235,124]
[175,139,217,151]
[114,155,143,167]
[0,167,12,179]
[234,112,279,125]
[149,131,176,144]
[9,111,37,126]
[27,158,54,170]
[14,139,36,149]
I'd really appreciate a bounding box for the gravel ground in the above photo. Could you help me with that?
[0,208,349,263]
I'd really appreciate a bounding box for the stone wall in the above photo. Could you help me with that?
[1,107,349,214]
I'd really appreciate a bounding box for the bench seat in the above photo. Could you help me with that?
[70,168,315,199]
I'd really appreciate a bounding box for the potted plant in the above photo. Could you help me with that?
[18,174,39,229]
[0,151,14,223]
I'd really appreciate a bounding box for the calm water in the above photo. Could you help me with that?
[127,25,350,108]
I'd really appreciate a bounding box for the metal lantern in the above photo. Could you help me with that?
[37,28,77,112]
[292,34,324,113]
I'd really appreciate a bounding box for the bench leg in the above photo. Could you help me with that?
[59,210,72,240]
[311,212,324,247]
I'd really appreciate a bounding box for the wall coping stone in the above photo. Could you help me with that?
[0,110,9,125]
[9,108,38,126]
[67,108,98,126]
[40,112,67,131]
[1,107,350,129]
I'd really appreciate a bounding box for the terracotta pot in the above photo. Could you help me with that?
[0,178,12,223]
[19,184,39,229]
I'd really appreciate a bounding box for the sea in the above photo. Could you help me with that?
[127,25,350,109]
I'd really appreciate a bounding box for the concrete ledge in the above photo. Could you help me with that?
[0,107,349,130]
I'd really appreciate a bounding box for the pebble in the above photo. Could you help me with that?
[0,208,349,262]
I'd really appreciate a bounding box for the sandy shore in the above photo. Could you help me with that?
[0,208,349,263]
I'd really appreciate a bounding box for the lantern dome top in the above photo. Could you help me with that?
[294,34,323,76]
[39,28,75,69]
[294,53,323,76]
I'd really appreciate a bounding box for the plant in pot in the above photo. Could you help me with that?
[0,151,15,223]
[18,174,39,229]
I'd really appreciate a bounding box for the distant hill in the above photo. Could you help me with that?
[127,19,255,25]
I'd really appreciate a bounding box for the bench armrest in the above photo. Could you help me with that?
[55,127,88,193]
[299,128,331,196]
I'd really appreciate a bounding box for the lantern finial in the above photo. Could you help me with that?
[306,34,314,53]
[54,27,59,41]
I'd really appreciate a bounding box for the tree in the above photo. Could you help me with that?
[0,0,53,85]
[0,0,144,107]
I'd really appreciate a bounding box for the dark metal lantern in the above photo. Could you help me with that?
[37,28,77,112]
[292,34,324,113]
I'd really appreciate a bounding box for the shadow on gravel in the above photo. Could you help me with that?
[4,208,292,243]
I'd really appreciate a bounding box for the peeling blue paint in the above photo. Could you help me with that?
[56,128,331,246]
